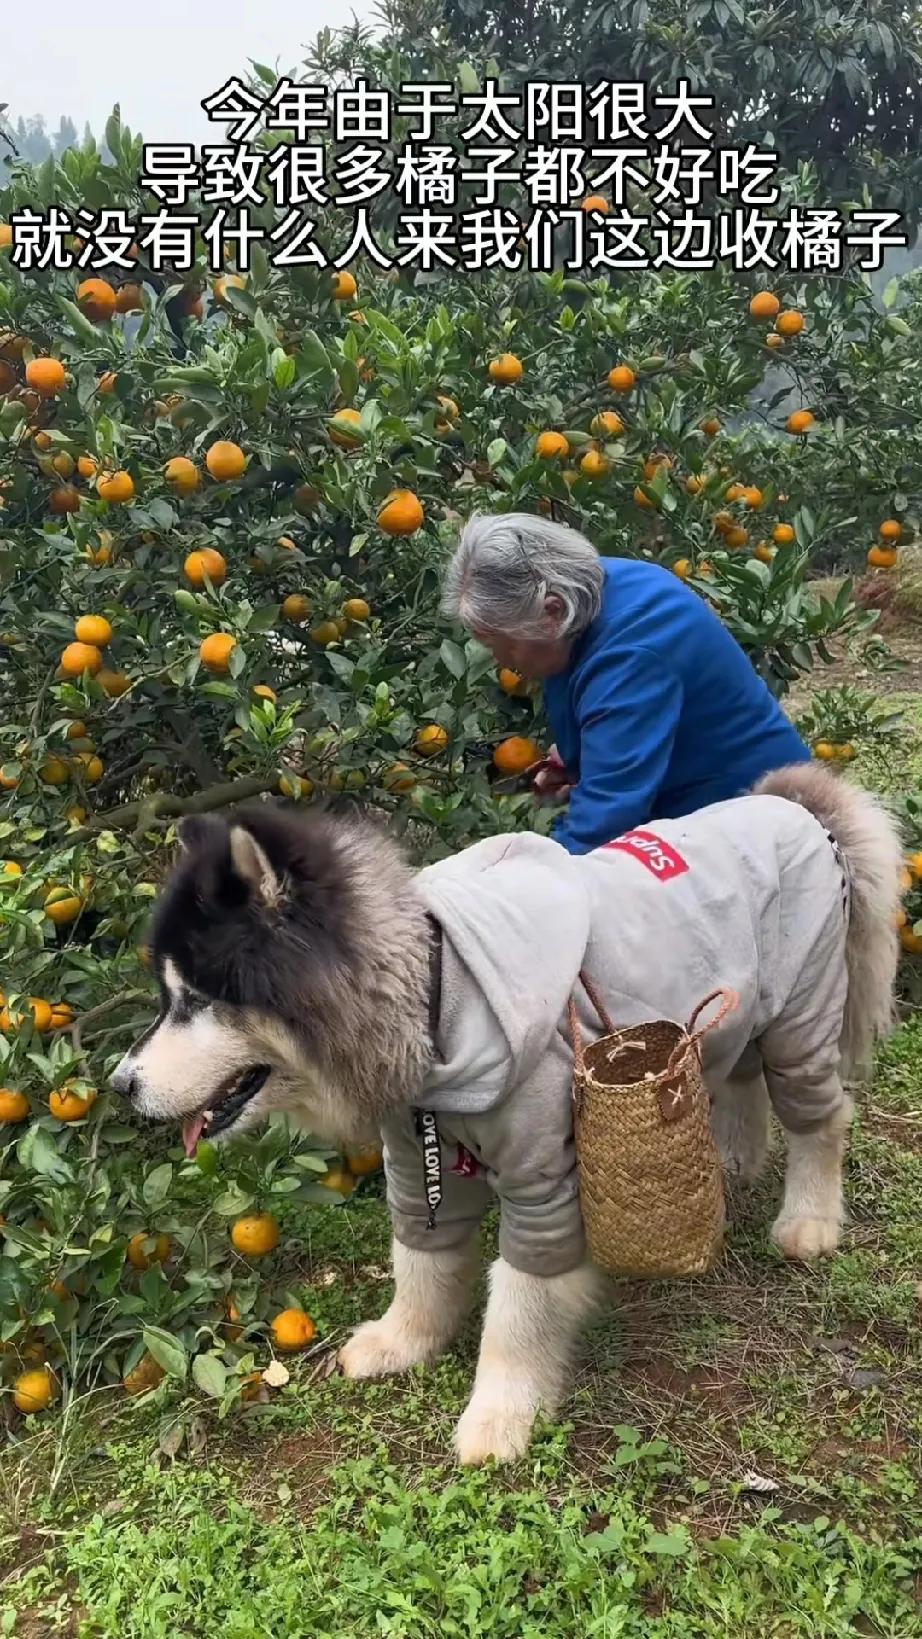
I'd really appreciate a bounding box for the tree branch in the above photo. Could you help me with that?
[66,774,279,846]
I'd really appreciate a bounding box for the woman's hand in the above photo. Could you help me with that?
[529,746,574,805]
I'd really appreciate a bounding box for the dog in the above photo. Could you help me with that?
[112,764,902,1464]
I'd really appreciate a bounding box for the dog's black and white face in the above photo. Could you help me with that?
[112,807,364,1152]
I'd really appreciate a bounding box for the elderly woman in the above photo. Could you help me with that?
[442,514,811,855]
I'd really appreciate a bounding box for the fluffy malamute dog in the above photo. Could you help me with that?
[113,765,902,1464]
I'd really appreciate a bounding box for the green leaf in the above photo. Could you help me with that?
[142,1162,173,1209]
[105,107,123,164]
[882,277,899,309]
[193,1352,228,1398]
[644,1528,689,1557]
[15,1125,71,1181]
[458,62,480,94]
[143,1327,188,1380]
[56,296,104,347]
[440,639,466,680]
[273,352,296,392]
[486,437,507,467]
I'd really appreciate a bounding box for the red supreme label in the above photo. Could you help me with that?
[602,829,689,880]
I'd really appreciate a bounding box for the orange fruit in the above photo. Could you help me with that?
[773,524,796,545]
[345,1145,383,1175]
[754,543,775,565]
[205,441,246,482]
[49,1084,97,1121]
[52,452,75,479]
[775,309,804,337]
[123,1353,166,1396]
[49,485,80,515]
[25,357,66,396]
[608,365,635,392]
[700,417,721,438]
[76,753,104,783]
[114,283,143,314]
[0,224,11,250]
[672,559,691,581]
[900,927,922,956]
[310,621,341,647]
[214,273,246,303]
[725,526,749,549]
[44,887,83,925]
[184,548,227,587]
[342,597,370,622]
[39,757,70,785]
[74,614,112,646]
[749,291,780,319]
[13,1367,56,1413]
[332,269,357,300]
[127,1231,171,1270]
[200,633,236,673]
[77,278,116,322]
[581,194,609,213]
[276,535,297,551]
[97,668,131,698]
[34,431,53,451]
[165,456,201,494]
[634,487,656,509]
[786,410,815,434]
[319,1165,355,1194]
[488,353,524,385]
[1,998,53,1034]
[230,1213,279,1256]
[383,763,416,793]
[97,371,118,395]
[49,1002,75,1028]
[493,735,541,776]
[0,768,20,790]
[813,742,838,761]
[278,773,313,800]
[591,411,624,439]
[329,407,363,447]
[281,594,312,623]
[498,667,525,696]
[0,1089,30,1123]
[378,489,424,536]
[879,519,902,542]
[97,470,135,503]
[435,394,460,427]
[271,1308,317,1352]
[868,545,898,569]
[415,723,449,757]
[685,475,704,495]
[581,449,610,480]
[77,455,98,480]
[766,333,784,350]
[724,483,744,503]
[60,641,103,678]
[0,360,15,395]
[2,860,21,875]
[253,684,277,702]
[906,852,922,879]
[536,430,569,459]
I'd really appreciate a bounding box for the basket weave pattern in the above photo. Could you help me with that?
[570,982,735,1280]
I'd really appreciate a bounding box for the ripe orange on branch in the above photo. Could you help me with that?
[608,365,635,392]
[77,278,116,322]
[749,291,780,319]
[493,736,541,776]
[74,615,112,646]
[377,489,424,536]
[49,1083,97,1121]
[184,548,227,587]
[165,456,201,494]
[200,633,237,673]
[97,470,135,503]
[488,353,523,385]
[230,1213,280,1257]
[536,430,569,459]
[205,441,246,481]
[60,641,103,678]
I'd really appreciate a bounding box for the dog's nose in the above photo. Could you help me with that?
[111,1058,138,1100]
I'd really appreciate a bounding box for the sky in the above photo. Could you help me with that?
[8,0,375,144]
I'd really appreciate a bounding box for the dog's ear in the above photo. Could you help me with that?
[177,814,223,854]
[229,824,283,907]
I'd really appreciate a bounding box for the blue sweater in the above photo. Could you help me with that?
[543,557,811,855]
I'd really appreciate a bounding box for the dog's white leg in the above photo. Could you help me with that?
[710,1052,772,1183]
[770,1092,854,1261]
[339,1236,477,1379]
[454,1258,603,1466]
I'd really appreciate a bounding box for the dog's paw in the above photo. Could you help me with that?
[454,1397,535,1466]
[338,1318,434,1379]
[771,1213,841,1261]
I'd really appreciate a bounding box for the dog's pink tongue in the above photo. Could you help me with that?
[183,1115,206,1158]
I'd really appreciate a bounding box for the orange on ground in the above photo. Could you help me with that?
[50,1084,97,1122]
[281,594,312,623]
[97,668,131,698]
[271,1308,317,1352]
[49,486,80,515]
[77,278,116,321]
[581,450,610,480]
[329,407,362,446]
[205,440,246,481]
[775,309,804,337]
[60,641,103,678]
[123,1353,166,1396]
[493,736,541,776]
[488,353,524,385]
[773,524,796,545]
[332,270,357,300]
[114,283,144,314]
[868,545,898,570]
[786,410,815,435]
[165,456,201,494]
[230,1214,280,1256]
[879,519,902,542]
[0,1090,30,1123]
[13,1368,56,1413]
[200,633,237,673]
[673,559,691,581]
[536,430,569,459]
[608,365,635,392]
[74,614,112,646]
[127,1232,171,1270]
[749,291,780,319]
[378,489,424,536]
[184,548,227,587]
[319,1166,354,1194]
[97,470,135,503]
[415,723,449,757]
[342,597,370,622]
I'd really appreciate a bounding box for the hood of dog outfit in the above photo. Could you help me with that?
[378,799,850,1279]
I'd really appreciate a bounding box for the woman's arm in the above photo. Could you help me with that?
[552,646,684,855]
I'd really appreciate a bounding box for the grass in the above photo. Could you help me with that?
[2,680,922,1638]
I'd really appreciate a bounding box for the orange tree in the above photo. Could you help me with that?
[1,29,921,1409]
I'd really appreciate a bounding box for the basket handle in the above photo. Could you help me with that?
[665,987,740,1079]
[568,970,616,1076]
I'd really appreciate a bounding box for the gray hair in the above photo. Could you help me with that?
[441,513,604,640]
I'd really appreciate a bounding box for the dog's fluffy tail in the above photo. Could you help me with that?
[753,762,903,1076]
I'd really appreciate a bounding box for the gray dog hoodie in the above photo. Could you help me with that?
[380,794,850,1277]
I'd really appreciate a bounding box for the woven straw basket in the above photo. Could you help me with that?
[569,976,738,1280]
